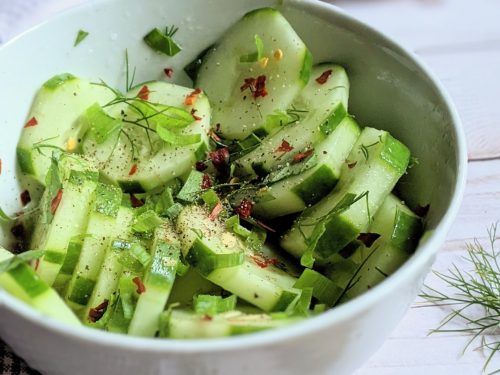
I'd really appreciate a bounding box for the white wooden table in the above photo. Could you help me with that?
[2,0,500,374]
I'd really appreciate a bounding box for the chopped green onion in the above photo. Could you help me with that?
[176,170,205,203]
[294,269,340,307]
[131,101,193,129]
[193,294,237,317]
[226,215,252,238]
[240,34,264,63]
[130,243,152,267]
[201,189,219,210]
[176,260,190,277]
[132,210,162,233]
[165,203,183,219]
[82,103,122,144]
[143,27,181,56]
[290,287,313,317]
[245,226,266,252]
[155,188,175,216]
[74,30,89,47]
[313,304,327,314]
[156,124,201,146]
[119,276,138,319]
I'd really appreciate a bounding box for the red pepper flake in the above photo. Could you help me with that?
[130,194,145,208]
[138,85,150,101]
[234,198,253,219]
[275,139,294,153]
[250,254,279,269]
[184,88,202,106]
[24,116,38,128]
[195,161,207,172]
[208,201,223,221]
[293,149,314,163]
[316,69,333,85]
[191,108,202,122]
[164,68,174,78]
[357,233,381,248]
[128,163,138,176]
[34,258,40,272]
[347,161,357,169]
[240,75,268,99]
[88,300,109,323]
[50,189,63,215]
[20,190,31,206]
[256,219,276,233]
[209,130,222,142]
[132,277,146,294]
[208,148,230,171]
[201,174,212,189]
[202,314,213,321]
[415,204,430,217]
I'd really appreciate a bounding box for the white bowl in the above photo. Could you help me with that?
[0,0,467,374]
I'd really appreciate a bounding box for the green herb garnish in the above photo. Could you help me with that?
[240,34,264,63]
[0,250,46,274]
[74,30,89,47]
[143,25,181,56]
[420,224,500,374]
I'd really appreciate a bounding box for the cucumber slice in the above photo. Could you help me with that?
[0,248,80,326]
[167,267,222,307]
[235,64,349,176]
[159,309,300,338]
[82,207,135,325]
[337,194,423,302]
[52,235,84,294]
[128,223,181,337]
[253,116,360,219]
[176,206,302,312]
[16,74,114,184]
[65,183,123,312]
[32,154,99,286]
[81,81,211,193]
[281,127,410,264]
[196,8,312,140]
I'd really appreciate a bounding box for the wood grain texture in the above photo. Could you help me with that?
[324,1,500,373]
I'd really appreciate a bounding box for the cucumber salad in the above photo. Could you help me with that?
[1,8,424,338]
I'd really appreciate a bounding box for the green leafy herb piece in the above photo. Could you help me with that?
[132,210,163,233]
[176,170,205,203]
[201,189,219,210]
[264,153,318,185]
[82,103,122,144]
[419,224,500,374]
[0,250,46,274]
[156,124,201,146]
[143,26,181,56]
[193,294,237,317]
[44,153,62,224]
[74,30,89,47]
[155,188,175,216]
[130,101,193,129]
[240,34,264,63]
[226,215,252,238]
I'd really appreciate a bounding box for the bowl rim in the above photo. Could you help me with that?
[0,0,467,353]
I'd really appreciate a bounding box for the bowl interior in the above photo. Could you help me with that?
[0,0,463,333]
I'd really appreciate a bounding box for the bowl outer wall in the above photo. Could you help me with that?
[0,0,467,374]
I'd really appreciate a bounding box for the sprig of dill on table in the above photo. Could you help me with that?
[419,223,500,374]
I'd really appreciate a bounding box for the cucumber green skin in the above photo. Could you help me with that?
[128,224,181,337]
[167,268,222,307]
[338,195,423,302]
[160,309,300,339]
[281,128,411,263]
[33,176,98,287]
[0,248,80,326]
[52,237,84,294]
[196,8,311,140]
[253,116,361,219]
[82,81,211,193]
[235,64,350,177]
[65,185,123,310]
[82,207,135,324]
[16,74,115,184]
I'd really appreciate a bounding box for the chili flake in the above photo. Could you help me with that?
[20,190,31,206]
[208,201,223,221]
[138,85,150,101]
[164,68,174,78]
[357,233,381,248]
[24,117,38,128]
[191,108,202,121]
[234,198,253,219]
[316,69,333,85]
[240,75,268,99]
[184,88,202,106]
[130,194,145,208]
[88,300,109,323]
[128,164,138,176]
[209,130,222,142]
[209,148,230,171]
[256,219,276,233]
[275,139,294,153]
[132,277,146,294]
[195,161,207,172]
[201,174,212,189]
[250,254,279,269]
[293,149,314,163]
[50,189,63,215]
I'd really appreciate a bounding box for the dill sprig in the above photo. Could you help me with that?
[419,223,500,374]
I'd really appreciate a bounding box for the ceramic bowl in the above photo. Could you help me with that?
[0,0,467,374]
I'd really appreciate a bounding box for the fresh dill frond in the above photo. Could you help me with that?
[419,223,500,374]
